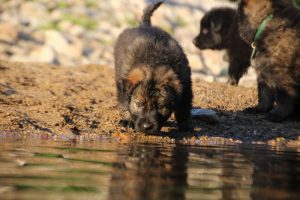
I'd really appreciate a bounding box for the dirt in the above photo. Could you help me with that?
[0,60,299,146]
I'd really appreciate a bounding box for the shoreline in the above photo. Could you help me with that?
[0,60,299,146]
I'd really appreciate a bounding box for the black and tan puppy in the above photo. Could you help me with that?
[193,7,252,86]
[238,0,300,122]
[114,2,193,133]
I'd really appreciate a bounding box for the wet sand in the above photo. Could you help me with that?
[0,60,299,146]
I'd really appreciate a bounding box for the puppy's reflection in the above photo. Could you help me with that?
[108,144,189,200]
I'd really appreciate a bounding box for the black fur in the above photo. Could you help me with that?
[193,7,252,86]
[114,2,193,133]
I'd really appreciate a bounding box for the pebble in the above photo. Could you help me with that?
[191,108,220,124]
[19,1,48,27]
[0,23,18,43]
[30,45,57,64]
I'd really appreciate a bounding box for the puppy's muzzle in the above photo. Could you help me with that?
[136,117,159,133]
[142,122,154,131]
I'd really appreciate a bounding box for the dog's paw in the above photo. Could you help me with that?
[243,106,270,114]
[119,120,134,128]
[178,124,194,133]
[265,111,287,122]
[227,77,238,86]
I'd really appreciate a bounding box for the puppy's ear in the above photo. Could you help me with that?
[155,67,182,94]
[125,68,145,85]
[122,68,145,95]
[210,18,223,32]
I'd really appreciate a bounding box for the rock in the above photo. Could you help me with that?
[217,76,228,84]
[238,68,257,87]
[7,45,25,56]
[0,23,18,43]
[191,108,220,124]
[44,30,69,52]
[57,20,73,32]
[19,1,48,27]
[29,46,57,64]
[50,9,64,21]
[187,54,203,69]
[69,25,85,36]
[192,73,215,83]
[44,30,83,61]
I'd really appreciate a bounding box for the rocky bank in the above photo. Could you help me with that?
[1,61,300,146]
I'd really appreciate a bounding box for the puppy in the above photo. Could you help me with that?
[114,2,193,133]
[193,7,252,86]
[238,0,300,122]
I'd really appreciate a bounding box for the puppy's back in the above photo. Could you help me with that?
[114,2,188,79]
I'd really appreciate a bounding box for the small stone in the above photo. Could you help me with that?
[44,30,83,61]
[192,73,215,83]
[69,25,85,36]
[0,23,18,43]
[44,30,69,53]
[29,45,57,64]
[191,108,220,124]
[19,1,48,27]
[16,159,26,166]
[188,54,203,70]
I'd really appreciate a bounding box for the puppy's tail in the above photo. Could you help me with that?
[141,1,163,26]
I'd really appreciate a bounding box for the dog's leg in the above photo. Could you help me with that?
[265,89,295,122]
[116,80,134,128]
[228,62,249,86]
[119,107,134,128]
[227,63,243,86]
[228,74,239,86]
[175,82,193,132]
[244,81,274,113]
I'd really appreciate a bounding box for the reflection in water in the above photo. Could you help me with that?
[0,138,299,200]
[187,147,253,200]
[109,144,188,200]
[246,147,300,199]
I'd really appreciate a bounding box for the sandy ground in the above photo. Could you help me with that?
[0,60,299,146]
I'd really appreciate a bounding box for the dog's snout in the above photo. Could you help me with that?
[142,122,154,131]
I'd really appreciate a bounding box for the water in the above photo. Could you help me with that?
[0,137,300,200]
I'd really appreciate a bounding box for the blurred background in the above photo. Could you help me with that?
[0,0,257,87]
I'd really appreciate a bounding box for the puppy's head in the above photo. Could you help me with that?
[124,66,182,133]
[238,0,272,44]
[193,8,236,50]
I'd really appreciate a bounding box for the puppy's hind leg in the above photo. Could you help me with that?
[244,81,274,114]
[266,89,295,122]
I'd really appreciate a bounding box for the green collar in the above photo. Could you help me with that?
[251,14,273,59]
[253,14,273,42]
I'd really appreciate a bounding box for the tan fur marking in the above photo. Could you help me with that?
[244,0,272,27]
[126,68,145,85]
[155,66,182,94]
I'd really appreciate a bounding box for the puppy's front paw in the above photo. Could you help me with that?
[119,120,134,128]
[227,77,238,86]
[178,123,194,132]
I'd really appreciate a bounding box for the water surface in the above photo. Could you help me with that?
[0,136,299,200]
